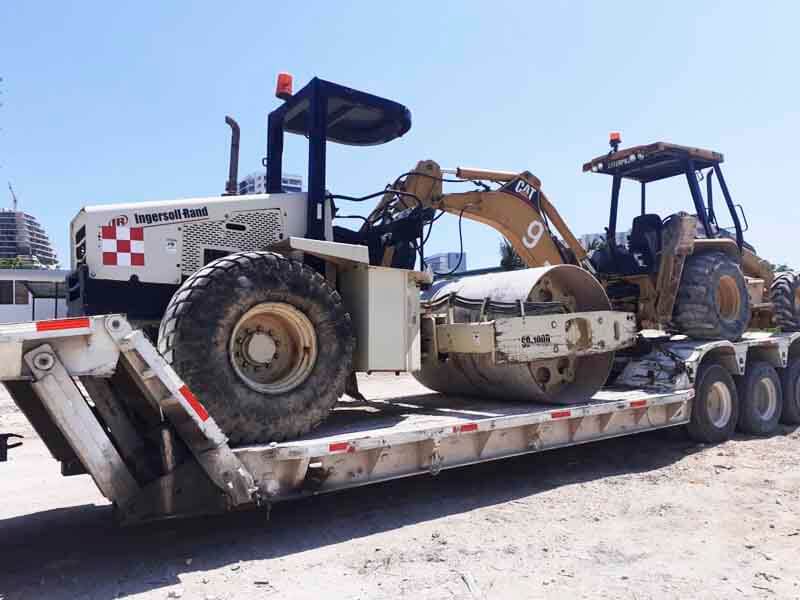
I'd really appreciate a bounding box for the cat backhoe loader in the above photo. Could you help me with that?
[374,137,798,342]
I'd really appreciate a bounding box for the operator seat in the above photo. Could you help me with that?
[627,214,663,272]
[589,214,663,276]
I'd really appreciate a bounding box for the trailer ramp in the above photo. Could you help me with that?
[0,315,257,523]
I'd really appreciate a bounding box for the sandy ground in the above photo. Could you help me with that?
[1,375,799,600]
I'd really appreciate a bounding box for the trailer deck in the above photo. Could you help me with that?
[1,314,797,524]
[244,387,692,502]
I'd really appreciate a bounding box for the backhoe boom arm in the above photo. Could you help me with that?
[387,160,590,270]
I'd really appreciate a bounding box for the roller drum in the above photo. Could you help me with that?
[413,265,614,405]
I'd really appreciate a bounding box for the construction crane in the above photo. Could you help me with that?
[8,182,18,211]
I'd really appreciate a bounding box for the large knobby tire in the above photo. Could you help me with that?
[770,271,800,331]
[779,356,800,425]
[158,251,354,444]
[687,360,739,444]
[735,360,783,436]
[672,251,750,341]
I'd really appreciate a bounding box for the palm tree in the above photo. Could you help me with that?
[499,239,524,270]
[768,261,793,273]
[587,237,605,252]
[0,257,25,269]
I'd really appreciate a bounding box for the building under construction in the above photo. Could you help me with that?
[0,209,58,267]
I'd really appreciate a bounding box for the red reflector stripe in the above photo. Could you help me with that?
[550,410,572,419]
[329,441,351,453]
[630,400,648,408]
[36,317,91,332]
[458,423,478,433]
[179,385,209,422]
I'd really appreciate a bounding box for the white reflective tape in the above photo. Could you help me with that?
[102,239,117,252]
[131,240,144,253]
[115,227,130,241]
[117,253,131,266]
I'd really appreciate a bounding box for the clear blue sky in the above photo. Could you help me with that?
[2,1,798,269]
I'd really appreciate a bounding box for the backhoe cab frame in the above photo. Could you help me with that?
[582,142,745,252]
[583,141,774,331]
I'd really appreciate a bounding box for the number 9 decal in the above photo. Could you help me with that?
[522,220,544,249]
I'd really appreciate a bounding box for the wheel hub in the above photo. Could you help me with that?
[753,377,778,420]
[242,331,277,365]
[717,275,742,320]
[707,381,733,428]
[229,302,318,394]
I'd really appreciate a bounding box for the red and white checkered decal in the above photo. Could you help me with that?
[101,225,145,266]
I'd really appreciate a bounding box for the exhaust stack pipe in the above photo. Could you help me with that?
[223,116,240,196]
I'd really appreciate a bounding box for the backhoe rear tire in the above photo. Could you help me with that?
[158,251,354,445]
[770,271,800,332]
[672,251,750,341]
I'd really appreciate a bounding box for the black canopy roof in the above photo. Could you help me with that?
[273,78,411,146]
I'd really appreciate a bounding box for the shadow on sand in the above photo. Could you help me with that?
[1,424,796,599]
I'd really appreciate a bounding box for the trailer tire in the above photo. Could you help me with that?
[735,360,782,436]
[158,251,354,444]
[778,357,800,425]
[687,360,739,444]
[672,251,750,341]
[770,271,800,331]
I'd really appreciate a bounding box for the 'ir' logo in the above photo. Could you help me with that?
[108,215,129,227]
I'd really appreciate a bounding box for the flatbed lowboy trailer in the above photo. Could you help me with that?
[0,315,798,524]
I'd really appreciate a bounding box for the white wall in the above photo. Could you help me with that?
[0,296,67,323]
[0,275,69,323]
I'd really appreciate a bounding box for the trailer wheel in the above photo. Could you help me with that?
[770,271,800,331]
[779,357,800,425]
[672,251,750,341]
[158,251,354,444]
[687,360,739,443]
[736,361,782,436]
